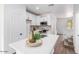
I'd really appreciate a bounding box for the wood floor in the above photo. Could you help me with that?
[53,35,75,54]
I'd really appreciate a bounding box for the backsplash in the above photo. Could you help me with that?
[30,25,51,35]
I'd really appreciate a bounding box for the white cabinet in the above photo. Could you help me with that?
[36,16,41,25]
[26,13,53,26]
[31,15,36,25]
[26,12,36,25]
[46,15,51,25]
[41,15,51,25]
[36,14,51,25]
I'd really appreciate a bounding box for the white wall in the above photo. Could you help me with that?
[56,17,74,39]
[56,5,73,39]
[4,4,37,54]
[0,4,4,54]
[55,4,73,18]
[73,4,79,53]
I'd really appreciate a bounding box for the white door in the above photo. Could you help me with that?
[0,4,4,54]
[74,5,79,53]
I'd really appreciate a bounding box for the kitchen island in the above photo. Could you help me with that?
[9,34,59,54]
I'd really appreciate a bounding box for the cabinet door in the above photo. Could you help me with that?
[39,15,51,25]
[46,15,51,25]
[31,15,36,25]
[36,16,41,25]
[26,12,36,25]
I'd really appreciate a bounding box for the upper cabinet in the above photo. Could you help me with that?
[26,12,37,25]
[36,14,51,25]
[26,12,56,27]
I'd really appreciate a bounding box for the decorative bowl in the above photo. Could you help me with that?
[26,39,42,47]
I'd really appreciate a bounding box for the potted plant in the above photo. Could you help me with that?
[29,30,41,43]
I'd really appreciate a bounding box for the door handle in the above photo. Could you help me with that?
[77,35,79,36]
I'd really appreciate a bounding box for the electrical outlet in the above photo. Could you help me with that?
[16,33,23,40]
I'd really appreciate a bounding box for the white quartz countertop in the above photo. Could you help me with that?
[9,34,59,54]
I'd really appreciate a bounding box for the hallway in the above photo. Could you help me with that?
[53,35,75,54]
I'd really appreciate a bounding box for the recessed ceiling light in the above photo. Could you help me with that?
[36,7,40,10]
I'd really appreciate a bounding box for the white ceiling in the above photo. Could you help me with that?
[74,4,79,13]
[26,4,73,17]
